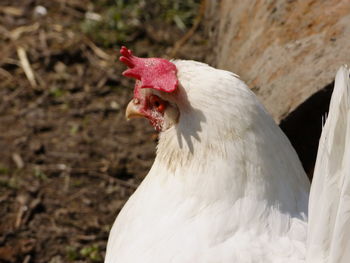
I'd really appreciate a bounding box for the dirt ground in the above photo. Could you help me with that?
[0,0,206,262]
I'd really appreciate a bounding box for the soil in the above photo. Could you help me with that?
[0,0,206,262]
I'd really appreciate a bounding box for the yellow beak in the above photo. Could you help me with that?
[125,100,144,120]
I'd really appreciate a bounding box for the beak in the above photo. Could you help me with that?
[125,100,144,120]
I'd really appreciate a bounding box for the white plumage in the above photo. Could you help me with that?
[307,66,350,263]
[105,59,350,263]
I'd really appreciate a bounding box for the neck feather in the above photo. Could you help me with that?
[155,97,310,216]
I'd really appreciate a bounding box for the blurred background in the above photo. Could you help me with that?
[0,0,206,262]
[0,0,349,262]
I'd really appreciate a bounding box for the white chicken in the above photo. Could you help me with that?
[105,47,350,263]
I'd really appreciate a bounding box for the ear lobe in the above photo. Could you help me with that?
[164,103,180,128]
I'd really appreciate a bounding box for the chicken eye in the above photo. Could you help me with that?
[149,95,167,113]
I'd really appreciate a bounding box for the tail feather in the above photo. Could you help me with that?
[307,66,350,263]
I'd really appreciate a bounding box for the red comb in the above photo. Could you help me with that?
[119,46,178,93]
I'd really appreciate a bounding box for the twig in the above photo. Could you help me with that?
[65,188,89,203]
[12,153,24,169]
[0,25,10,39]
[22,255,31,263]
[113,177,138,189]
[39,29,50,66]
[10,23,40,40]
[0,6,24,16]
[84,37,111,61]
[15,195,28,229]
[19,91,49,116]
[0,67,13,79]
[1,57,21,68]
[16,47,38,88]
[76,168,138,189]
[169,0,207,58]
[95,171,138,189]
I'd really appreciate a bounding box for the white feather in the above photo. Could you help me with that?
[306,66,350,263]
[105,61,311,262]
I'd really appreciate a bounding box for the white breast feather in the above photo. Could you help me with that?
[104,61,350,263]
